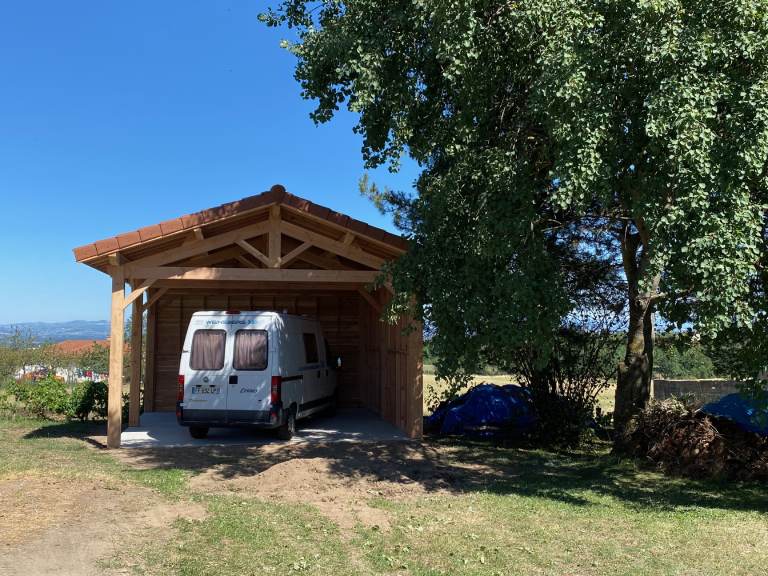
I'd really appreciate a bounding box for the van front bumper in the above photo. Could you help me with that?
[177,405,282,428]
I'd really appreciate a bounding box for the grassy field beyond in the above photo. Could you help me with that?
[2,417,767,576]
[424,370,617,415]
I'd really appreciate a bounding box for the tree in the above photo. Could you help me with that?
[76,342,110,377]
[263,1,768,431]
[0,328,71,382]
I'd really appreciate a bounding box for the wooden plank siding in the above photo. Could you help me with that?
[151,291,364,412]
[357,289,423,438]
[149,287,422,437]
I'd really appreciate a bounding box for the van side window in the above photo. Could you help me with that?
[302,332,319,364]
[234,330,268,371]
[190,329,226,370]
[325,338,334,366]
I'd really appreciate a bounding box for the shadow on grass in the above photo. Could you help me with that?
[22,419,107,449]
[96,430,768,515]
[17,417,768,514]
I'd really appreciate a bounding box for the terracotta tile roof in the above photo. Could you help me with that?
[73,185,407,263]
[52,339,110,355]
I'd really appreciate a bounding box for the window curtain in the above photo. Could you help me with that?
[234,330,268,370]
[190,330,226,370]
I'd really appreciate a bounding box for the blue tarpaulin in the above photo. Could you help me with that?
[701,393,768,436]
[424,383,538,438]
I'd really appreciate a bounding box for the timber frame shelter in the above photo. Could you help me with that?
[73,185,423,448]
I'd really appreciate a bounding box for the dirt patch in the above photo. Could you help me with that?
[195,456,402,530]
[154,441,506,533]
[0,476,205,576]
[0,474,91,547]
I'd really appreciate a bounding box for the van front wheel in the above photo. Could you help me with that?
[277,410,296,440]
[189,426,209,439]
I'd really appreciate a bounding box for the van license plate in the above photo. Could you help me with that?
[192,385,219,395]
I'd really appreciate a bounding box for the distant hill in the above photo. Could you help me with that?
[0,321,110,343]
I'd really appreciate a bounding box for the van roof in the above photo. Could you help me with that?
[190,310,314,321]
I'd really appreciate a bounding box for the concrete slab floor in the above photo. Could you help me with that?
[121,408,409,448]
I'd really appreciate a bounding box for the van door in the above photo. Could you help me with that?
[227,328,272,423]
[322,337,337,399]
[299,330,323,413]
[183,328,229,421]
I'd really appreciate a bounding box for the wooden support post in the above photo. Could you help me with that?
[407,319,424,439]
[379,289,389,423]
[107,269,126,448]
[269,204,281,265]
[144,300,157,412]
[129,287,143,427]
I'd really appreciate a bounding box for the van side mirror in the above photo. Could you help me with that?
[336,356,342,369]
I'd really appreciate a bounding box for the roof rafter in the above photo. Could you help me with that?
[236,239,272,267]
[280,221,385,268]
[279,241,312,268]
[123,221,271,277]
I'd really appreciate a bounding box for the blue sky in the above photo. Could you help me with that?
[0,1,418,323]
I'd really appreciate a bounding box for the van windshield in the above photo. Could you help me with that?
[190,329,226,370]
[234,330,268,370]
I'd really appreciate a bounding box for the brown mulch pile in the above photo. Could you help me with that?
[623,398,768,481]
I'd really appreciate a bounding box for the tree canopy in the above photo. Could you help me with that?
[263,0,768,427]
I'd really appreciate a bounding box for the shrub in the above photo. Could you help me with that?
[24,376,70,419]
[68,380,107,421]
[5,379,31,404]
[530,390,600,446]
[513,328,616,446]
[1,377,113,421]
[0,380,16,416]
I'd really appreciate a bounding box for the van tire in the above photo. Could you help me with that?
[189,426,209,439]
[277,409,296,440]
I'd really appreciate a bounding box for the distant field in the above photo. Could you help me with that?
[423,369,516,412]
[424,366,616,415]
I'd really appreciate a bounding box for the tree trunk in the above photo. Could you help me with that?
[614,285,654,431]
[614,223,656,436]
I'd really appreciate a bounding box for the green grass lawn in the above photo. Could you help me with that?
[2,416,768,576]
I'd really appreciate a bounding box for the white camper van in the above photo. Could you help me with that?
[177,311,339,440]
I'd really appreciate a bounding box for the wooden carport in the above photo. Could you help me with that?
[73,185,423,448]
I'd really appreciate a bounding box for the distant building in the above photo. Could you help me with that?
[16,339,111,383]
[53,339,110,382]
[52,339,110,356]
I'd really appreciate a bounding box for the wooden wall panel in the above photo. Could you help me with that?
[149,286,423,438]
[154,296,183,411]
[152,291,362,411]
